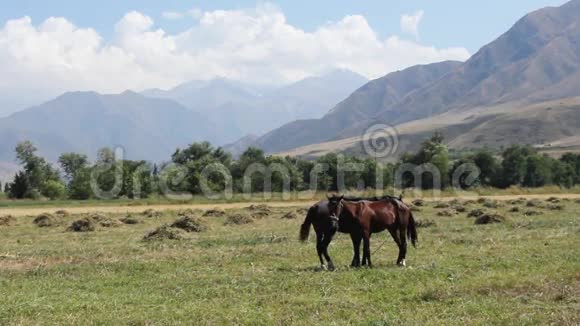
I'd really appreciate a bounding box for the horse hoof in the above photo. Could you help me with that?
[397,260,407,267]
[328,264,335,271]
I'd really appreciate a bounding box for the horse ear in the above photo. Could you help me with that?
[340,195,344,201]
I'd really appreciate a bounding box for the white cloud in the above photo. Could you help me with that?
[162,11,184,21]
[0,5,470,114]
[401,10,424,39]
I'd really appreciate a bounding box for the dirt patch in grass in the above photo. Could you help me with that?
[143,225,187,241]
[33,213,62,227]
[475,213,506,225]
[225,213,254,225]
[170,216,207,232]
[68,218,96,232]
[203,208,226,217]
[0,215,16,226]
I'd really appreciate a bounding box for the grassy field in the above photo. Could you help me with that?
[0,197,579,324]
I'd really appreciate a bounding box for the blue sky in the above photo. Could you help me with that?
[1,0,568,52]
[0,0,570,115]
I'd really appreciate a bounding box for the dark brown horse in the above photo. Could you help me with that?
[327,195,417,267]
[299,195,415,269]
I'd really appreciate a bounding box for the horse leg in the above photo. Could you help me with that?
[350,233,362,267]
[361,231,372,268]
[397,225,408,267]
[321,231,335,271]
[387,227,402,266]
[315,232,325,269]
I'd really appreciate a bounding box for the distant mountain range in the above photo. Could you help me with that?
[254,0,580,157]
[0,70,367,166]
[141,70,368,144]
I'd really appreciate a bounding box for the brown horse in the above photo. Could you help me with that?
[327,195,417,267]
[300,195,414,269]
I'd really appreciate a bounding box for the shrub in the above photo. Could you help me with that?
[42,181,66,200]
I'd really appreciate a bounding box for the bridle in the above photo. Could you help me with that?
[329,198,343,222]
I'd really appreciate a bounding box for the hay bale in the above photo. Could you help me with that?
[0,215,15,226]
[547,204,564,211]
[54,209,70,216]
[526,200,544,208]
[412,199,425,207]
[177,208,195,217]
[170,216,207,232]
[247,204,272,212]
[546,197,561,203]
[89,213,120,228]
[120,216,140,225]
[143,225,186,241]
[475,213,506,225]
[295,207,309,215]
[524,210,543,216]
[433,202,450,209]
[436,209,456,217]
[33,213,61,227]
[416,219,436,228]
[68,218,96,232]
[203,208,226,217]
[142,209,161,218]
[467,209,486,218]
[575,199,580,204]
[477,198,487,204]
[463,200,476,205]
[482,200,500,209]
[452,205,467,213]
[224,213,254,225]
[509,206,520,213]
[281,211,298,219]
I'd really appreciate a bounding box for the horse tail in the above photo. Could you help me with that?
[299,205,316,242]
[407,211,418,248]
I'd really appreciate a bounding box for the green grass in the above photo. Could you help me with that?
[0,199,579,324]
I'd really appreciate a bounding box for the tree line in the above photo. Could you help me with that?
[2,134,580,200]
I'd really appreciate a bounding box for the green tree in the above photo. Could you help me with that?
[43,180,66,200]
[59,153,89,180]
